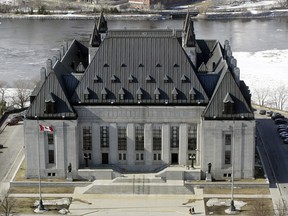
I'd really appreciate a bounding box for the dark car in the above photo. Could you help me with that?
[259,110,266,115]
[6,118,18,126]
[275,118,287,125]
[11,115,24,122]
[272,113,285,120]
[266,110,273,117]
[284,138,288,144]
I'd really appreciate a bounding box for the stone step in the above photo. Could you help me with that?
[84,184,194,195]
[112,177,166,184]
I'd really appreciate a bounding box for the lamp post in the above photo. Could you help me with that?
[189,154,196,169]
[229,120,236,212]
[35,116,45,211]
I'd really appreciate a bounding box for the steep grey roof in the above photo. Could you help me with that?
[203,70,254,120]
[61,40,89,73]
[72,31,208,105]
[26,71,77,119]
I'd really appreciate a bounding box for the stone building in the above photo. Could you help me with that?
[24,12,255,181]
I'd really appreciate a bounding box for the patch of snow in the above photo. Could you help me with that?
[207,198,247,209]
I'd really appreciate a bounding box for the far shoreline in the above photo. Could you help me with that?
[0,8,288,21]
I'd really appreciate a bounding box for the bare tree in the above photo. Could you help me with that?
[10,80,33,109]
[0,189,16,216]
[0,80,9,115]
[254,87,270,107]
[270,85,288,110]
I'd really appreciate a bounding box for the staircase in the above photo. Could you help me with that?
[83,174,194,195]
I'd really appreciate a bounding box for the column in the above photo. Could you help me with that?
[179,124,188,165]
[162,124,170,164]
[92,123,101,164]
[127,123,135,166]
[109,123,118,164]
[56,124,65,171]
[144,124,153,165]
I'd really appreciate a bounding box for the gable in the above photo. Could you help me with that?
[203,70,254,120]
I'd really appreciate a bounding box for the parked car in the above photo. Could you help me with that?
[277,124,288,131]
[266,110,273,117]
[275,118,287,125]
[6,118,18,126]
[278,128,288,133]
[272,113,285,120]
[11,115,24,122]
[284,138,288,144]
[259,110,266,115]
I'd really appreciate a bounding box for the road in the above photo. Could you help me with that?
[0,123,25,192]
[256,116,288,203]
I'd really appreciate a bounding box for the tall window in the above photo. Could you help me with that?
[118,126,127,150]
[170,126,179,148]
[153,126,162,150]
[224,134,232,165]
[188,125,197,150]
[101,126,109,147]
[135,125,144,150]
[47,133,55,164]
[83,126,92,150]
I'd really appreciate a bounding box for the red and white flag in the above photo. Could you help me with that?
[39,124,53,132]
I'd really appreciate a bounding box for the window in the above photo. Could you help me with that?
[170,126,179,148]
[83,127,92,150]
[153,126,162,150]
[188,125,197,150]
[153,153,161,161]
[137,94,142,100]
[101,126,109,147]
[84,93,89,100]
[225,151,231,165]
[119,153,126,161]
[48,134,54,145]
[155,94,159,100]
[45,101,55,114]
[135,125,144,150]
[136,153,144,161]
[224,134,232,165]
[118,126,127,150]
[47,133,55,164]
[48,150,55,164]
[102,94,106,100]
[224,102,234,114]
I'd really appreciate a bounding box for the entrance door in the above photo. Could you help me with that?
[171,153,178,165]
[102,153,109,164]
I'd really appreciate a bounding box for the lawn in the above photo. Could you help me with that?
[203,187,270,195]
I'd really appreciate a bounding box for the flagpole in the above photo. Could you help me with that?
[35,116,45,211]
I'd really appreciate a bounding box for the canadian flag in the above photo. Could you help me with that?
[39,124,53,132]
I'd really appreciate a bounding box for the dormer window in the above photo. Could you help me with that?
[223,93,235,114]
[101,88,108,100]
[163,75,169,83]
[128,74,134,83]
[181,75,188,83]
[146,75,152,83]
[121,63,127,67]
[156,63,161,67]
[84,88,90,100]
[111,75,117,83]
[189,87,196,100]
[76,62,85,73]
[103,63,109,67]
[172,87,178,100]
[94,75,101,83]
[136,87,143,100]
[139,63,144,67]
[45,93,55,114]
[118,87,125,100]
[173,63,179,67]
[154,88,160,100]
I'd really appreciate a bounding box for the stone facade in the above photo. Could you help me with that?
[24,12,255,181]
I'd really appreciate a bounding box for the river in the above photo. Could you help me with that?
[0,17,287,85]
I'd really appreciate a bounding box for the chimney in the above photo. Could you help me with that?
[46,59,53,74]
[40,67,46,81]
